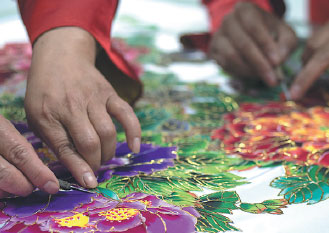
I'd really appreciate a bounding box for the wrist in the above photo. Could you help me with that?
[32,27,97,65]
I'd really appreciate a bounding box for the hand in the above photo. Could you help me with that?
[0,116,59,198]
[290,22,329,100]
[25,27,141,188]
[209,2,297,86]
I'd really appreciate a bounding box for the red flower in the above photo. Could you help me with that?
[212,102,329,167]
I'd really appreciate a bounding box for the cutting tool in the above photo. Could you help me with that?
[275,66,291,101]
[58,179,96,194]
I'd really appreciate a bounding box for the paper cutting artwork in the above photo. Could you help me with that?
[1,2,329,231]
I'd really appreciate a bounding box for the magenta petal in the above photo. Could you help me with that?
[142,211,166,233]
[2,222,27,232]
[157,211,197,233]
[182,207,201,218]
[21,224,48,233]
[114,224,146,233]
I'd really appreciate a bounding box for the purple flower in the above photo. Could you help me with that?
[12,122,177,182]
[0,192,199,233]
[97,142,177,182]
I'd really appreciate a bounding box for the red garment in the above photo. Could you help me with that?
[18,0,329,92]
[310,0,329,25]
[18,0,139,83]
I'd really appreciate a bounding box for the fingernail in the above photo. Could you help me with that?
[83,172,98,188]
[290,85,300,100]
[43,181,59,194]
[265,72,277,86]
[132,137,141,154]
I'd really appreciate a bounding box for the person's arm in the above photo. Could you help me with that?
[18,0,142,189]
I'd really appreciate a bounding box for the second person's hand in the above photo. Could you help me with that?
[25,27,142,188]
[209,2,297,86]
[290,22,329,100]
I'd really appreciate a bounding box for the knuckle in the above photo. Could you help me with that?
[78,136,100,153]
[56,140,75,159]
[114,100,133,114]
[0,166,11,184]
[8,144,30,167]
[98,124,116,139]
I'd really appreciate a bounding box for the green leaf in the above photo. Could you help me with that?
[196,191,240,232]
[163,191,196,206]
[239,199,288,214]
[100,175,201,206]
[189,173,248,190]
[168,137,209,154]
[96,187,119,200]
[176,151,278,174]
[271,165,329,204]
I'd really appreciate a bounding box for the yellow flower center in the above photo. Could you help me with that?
[99,208,139,221]
[126,199,152,207]
[54,213,89,228]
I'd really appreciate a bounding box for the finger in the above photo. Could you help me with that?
[36,121,98,188]
[303,25,329,63]
[235,4,280,65]
[222,14,278,86]
[0,156,33,196]
[210,35,254,77]
[0,189,10,199]
[275,21,297,62]
[0,116,59,194]
[88,103,117,163]
[107,95,141,153]
[61,113,101,172]
[290,46,329,100]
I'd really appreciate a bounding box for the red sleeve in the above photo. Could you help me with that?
[18,0,139,82]
[310,0,329,25]
[202,0,273,34]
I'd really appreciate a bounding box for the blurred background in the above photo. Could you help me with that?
[0,0,309,47]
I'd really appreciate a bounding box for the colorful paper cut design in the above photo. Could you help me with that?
[212,101,329,167]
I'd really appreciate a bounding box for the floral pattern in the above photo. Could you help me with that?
[212,102,329,166]
[0,192,198,233]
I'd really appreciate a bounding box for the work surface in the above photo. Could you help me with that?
[0,1,328,233]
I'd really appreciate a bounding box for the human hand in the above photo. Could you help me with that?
[290,22,329,100]
[209,2,297,86]
[0,115,59,198]
[25,27,141,188]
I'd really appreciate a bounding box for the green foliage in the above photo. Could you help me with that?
[271,165,329,204]
[0,94,25,121]
[169,136,209,154]
[196,191,240,232]
[239,199,288,215]
[100,167,247,207]
[114,108,170,132]
[99,175,200,206]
